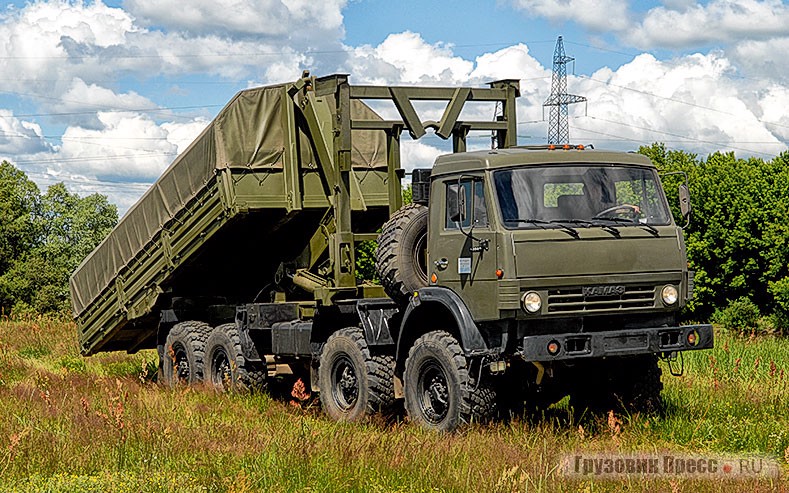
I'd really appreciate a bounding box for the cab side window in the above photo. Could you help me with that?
[445,179,488,229]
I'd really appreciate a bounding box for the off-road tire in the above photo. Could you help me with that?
[571,355,664,416]
[162,321,212,387]
[318,327,398,422]
[376,203,429,302]
[404,331,497,432]
[618,355,664,413]
[205,323,266,392]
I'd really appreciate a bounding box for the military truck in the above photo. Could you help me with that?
[70,73,713,431]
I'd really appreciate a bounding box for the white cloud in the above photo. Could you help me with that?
[730,36,789,84]
[628,0,789,49]
[754,85,789,142]
[0,111,52,155]
[348,32,474,84]
[1,0,788,215]
[470,44,549,82]
[57,79,157,128]
[510,0,631,32]
[5,112,211,212]
[569,53,786,156]
[125,0,346,41]
[161,118,211,154]
[0,0,335,121]
[58,111,177,181]
[401,140,444,173]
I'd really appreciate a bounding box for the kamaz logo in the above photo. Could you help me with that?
[583,285,626,298]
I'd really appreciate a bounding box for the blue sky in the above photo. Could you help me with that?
[1,0,788,212]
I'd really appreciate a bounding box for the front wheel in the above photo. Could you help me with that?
[403,331,496,432]
[571,354,664,416]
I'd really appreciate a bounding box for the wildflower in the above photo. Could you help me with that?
[291,378,311,403]
[607,410,621,438]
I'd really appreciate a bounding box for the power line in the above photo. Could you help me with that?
[578,75,789,132]
[574,115,781,157]
[9,104,223,119]
[0,40,559,62]
[10,152,177,165]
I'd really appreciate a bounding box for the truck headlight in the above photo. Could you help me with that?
[661,285,678,305]
[521,291,542,313]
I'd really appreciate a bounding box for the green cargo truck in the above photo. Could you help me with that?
[71,73,713,431]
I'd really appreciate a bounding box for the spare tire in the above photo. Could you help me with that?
[376,203,429,302]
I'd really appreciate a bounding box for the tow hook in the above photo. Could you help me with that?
[661,351,685,376]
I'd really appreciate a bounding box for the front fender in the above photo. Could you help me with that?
[395,287,490,366]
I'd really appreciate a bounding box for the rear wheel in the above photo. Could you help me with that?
[162,321,212,386]
[205,323,266,392]
[404,331,496,432]
[318,327,397,422]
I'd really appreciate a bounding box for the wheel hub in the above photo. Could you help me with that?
[173,345,190,383]
[332,356,359,411]
[419,362,449,423]
[211,349,232,389]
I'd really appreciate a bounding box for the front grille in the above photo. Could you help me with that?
[547,285,656,313]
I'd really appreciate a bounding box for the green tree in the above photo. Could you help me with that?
[0,162,38,273]
[0,162,39,311]
[641,143,789,329]
[0,163,118,315]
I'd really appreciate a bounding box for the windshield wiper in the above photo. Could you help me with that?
[512,218,580,239]
[554,218,621,238]
[595,217,659,237]
[551,218,623,238]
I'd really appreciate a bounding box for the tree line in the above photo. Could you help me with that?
[0,161,117,316]
[642,143,789,333]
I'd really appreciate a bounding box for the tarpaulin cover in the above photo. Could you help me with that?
[70,82,386,317]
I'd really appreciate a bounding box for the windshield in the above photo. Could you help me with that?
[493,165,671,228]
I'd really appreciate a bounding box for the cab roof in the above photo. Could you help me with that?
[431,147,655,178]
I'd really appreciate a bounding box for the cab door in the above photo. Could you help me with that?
[430,176,499,321]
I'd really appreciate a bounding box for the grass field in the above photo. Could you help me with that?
[0,318,787,492]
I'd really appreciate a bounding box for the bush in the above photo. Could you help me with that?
[768,277,789,335]
[713,297,760,333]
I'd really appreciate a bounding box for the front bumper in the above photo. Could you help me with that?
[520,324,713,362]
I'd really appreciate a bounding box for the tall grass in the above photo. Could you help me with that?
[0,318,786,492]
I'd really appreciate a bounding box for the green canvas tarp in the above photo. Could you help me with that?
[70,81,387,319]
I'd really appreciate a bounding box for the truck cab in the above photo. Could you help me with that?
[429,147,694,336]
[390,146,712,429]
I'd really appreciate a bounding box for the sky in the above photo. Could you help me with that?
[2,0,789,214]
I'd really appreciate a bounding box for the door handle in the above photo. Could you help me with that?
[434,258,448,270]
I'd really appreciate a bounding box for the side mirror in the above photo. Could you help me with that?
[448,183,467,224]
[678,183,691,220]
